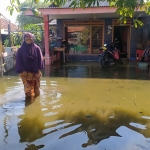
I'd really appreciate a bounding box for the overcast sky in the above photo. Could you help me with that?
[0,0,45,24]
[0,0,24,24]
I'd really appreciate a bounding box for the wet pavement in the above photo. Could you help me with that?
[0,61,150,150]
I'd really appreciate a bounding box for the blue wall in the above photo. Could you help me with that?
[104,18,112,44]
[57,18,137,60]
[130,27,137,60]
[104,18,137,60]
[56,19,63,47]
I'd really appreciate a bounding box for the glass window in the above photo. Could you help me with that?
[67,26,90,54]
[91,26,103,54]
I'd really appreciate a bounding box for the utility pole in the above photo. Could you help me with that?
[8,20,11,47]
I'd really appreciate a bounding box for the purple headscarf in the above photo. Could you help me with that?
[16,32,44,73]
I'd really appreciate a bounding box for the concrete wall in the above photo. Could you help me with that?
[3,51,16,72]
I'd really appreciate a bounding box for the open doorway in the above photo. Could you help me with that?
[113,26,129,58]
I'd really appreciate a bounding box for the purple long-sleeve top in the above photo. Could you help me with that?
[16,41,44,74]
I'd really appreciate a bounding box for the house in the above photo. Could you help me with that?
[25,1,150,65]
[0,15,19,73]
[1,16,19,44]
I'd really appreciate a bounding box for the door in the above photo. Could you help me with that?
[114,26,129,58]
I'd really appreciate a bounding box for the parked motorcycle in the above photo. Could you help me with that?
[99,39,123,68]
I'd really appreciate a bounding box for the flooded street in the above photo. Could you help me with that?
[0,61,150,150]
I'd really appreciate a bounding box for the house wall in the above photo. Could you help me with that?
[57,18,137,60]
[130,27,137,60]
[104,18,112,44]
[56,19,64,47]
[129,17,150,60]
[56,19,64,62]
[139,17,150,48]
[3,51,16,72]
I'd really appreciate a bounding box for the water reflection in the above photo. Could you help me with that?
[18,113,44,142]
[3,111,11,144]
[46,61,150,80]
[4,61,150,80]
[1,61,150,150]
[0,95,150,149]
[16,96,150,148]
[25,144,44,150]
[48,110,150,147]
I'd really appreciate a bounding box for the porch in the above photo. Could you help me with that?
[24,3,148,65]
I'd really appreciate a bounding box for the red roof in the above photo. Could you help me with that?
[1,17,19,31]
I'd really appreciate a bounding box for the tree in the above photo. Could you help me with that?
[17,13,43,27]
[16,0,50,27]
[23,23,43,44]
[7,0,150,27]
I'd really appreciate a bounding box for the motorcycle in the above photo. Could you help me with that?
[99,39,123,68]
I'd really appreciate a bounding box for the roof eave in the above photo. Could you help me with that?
[24,6,146,19]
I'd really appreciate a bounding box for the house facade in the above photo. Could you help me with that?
[25,2,149,65]
[1,17,19,43]
[0,15,19,74]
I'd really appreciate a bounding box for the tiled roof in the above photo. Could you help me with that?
[1,17,19,31]
[61,0,109,8]
[40,0,109,9]
[46,0,141,8]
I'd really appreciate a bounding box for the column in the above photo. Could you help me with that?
[43,15,50,65]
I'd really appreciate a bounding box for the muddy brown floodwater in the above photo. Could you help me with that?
[0,62,150,150]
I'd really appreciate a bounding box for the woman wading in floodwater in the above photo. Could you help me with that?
[16,32,44,101]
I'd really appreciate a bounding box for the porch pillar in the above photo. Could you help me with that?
[43,15,50,65]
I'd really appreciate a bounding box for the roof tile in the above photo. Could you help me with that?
[1,17,19,31]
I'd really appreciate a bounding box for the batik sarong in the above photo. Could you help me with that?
[20,71,42,97]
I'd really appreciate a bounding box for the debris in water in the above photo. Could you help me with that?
[135,144,148,150]
[86,115,92,119]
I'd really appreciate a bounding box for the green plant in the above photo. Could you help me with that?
[4,38,9,47]
[12,33,22,46]
[80,26,90,45]
[4,33,23,47]
[7,0,149,27]
[23,24,42,45]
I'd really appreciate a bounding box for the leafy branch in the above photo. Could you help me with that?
[6,0,150,27]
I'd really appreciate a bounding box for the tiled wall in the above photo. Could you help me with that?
[3,51,16,72]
